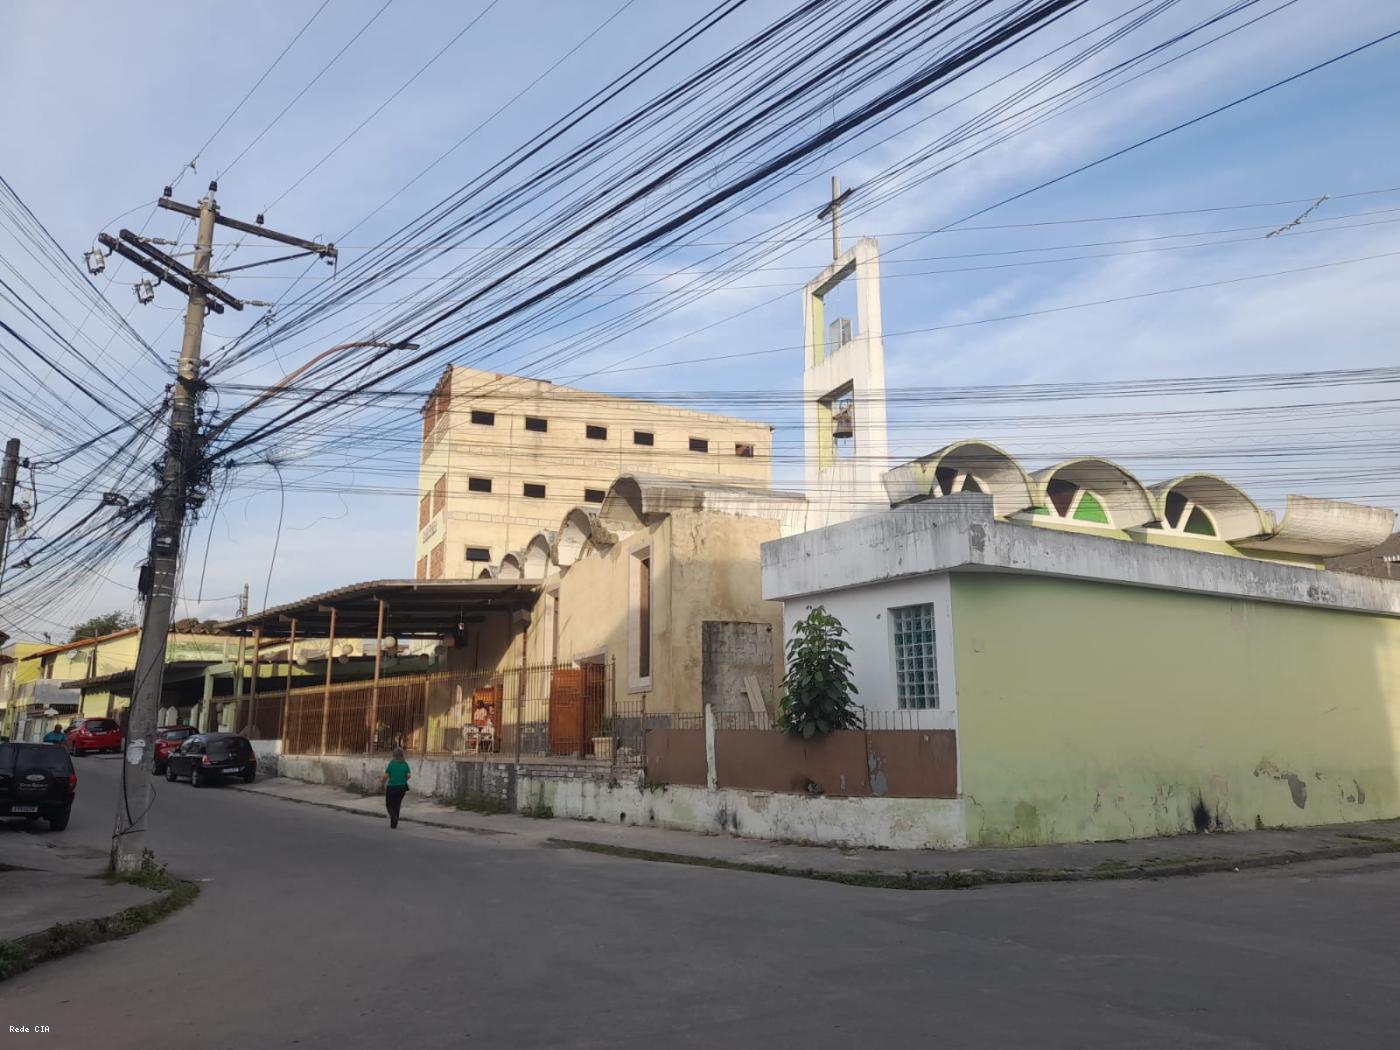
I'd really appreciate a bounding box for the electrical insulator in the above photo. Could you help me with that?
[84,247,106,275]
[135,278,155,305]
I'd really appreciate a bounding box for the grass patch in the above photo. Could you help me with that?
[1,853,198,983]
[453,791,508,815]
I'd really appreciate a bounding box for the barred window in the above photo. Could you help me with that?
[891,604,938,709]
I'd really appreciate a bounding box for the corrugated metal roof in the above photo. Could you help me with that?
[217,578,540,638]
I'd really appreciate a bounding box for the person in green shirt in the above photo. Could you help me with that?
[381,747,411,829]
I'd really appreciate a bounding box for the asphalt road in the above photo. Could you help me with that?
[5,757,1400,1049]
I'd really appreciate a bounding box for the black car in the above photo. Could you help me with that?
[164,733,256,787]
[0,742,76,830]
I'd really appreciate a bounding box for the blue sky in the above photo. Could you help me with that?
[2,0,1398,639]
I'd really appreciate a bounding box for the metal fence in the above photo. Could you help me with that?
[273,659,641,764]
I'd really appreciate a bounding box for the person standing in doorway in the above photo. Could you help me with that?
[381,747,411,830]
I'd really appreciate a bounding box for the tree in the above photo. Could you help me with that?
[778,606,861,739]
[68,610,136,643]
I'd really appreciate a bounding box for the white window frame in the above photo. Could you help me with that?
[627,543,654,692]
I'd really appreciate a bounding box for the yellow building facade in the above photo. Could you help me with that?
[414,366,774,582]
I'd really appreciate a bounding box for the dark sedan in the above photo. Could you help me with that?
[164,733,256,787]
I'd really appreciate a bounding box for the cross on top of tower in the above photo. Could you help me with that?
[816,175,855,262]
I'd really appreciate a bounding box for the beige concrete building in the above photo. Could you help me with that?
[415,366,774,580]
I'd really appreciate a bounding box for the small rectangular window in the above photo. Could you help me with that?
[688,437,709,453]
[891,604,938,710]
[734,442,754,458]
[465,546,491,562]
[586,424,608,440]
[524,416,548,433]
[523,483,546,499]
[470,409,495,426]
[468,476,492,493]
[633,430,654,446]
[583,488,605,504]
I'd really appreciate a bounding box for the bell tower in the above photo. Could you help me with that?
[803,178,889,527]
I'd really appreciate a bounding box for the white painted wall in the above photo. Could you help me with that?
[781,573,959,733]
[526,777,966,850]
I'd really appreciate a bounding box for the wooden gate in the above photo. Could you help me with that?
[548,664,607,756]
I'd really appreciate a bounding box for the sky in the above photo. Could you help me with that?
[1,0,1398,641]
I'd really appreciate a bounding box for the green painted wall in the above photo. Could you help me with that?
[951,574,1400,846]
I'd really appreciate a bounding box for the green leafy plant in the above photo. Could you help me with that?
[68,610,136,643]
[778,606,860,739]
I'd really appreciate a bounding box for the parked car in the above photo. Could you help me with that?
[152,725,198,774]
[0,742,76,830]
[164,733,256,787]
[64,717,123,756]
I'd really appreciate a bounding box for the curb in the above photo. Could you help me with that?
[0,877,199,983]
[229,783,1400,890]
[229,784,511,837]
[546,836,1400,891]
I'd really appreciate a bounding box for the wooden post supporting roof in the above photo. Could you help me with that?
[245,625,261,736]
[320,605,336,755]
[279,617,297,748]
[367,598,386,755]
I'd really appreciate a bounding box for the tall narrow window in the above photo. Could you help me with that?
[636,554,651,680]
[891,604,938,709]
[524,416,548,433]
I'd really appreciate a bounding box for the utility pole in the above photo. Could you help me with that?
[229,583,249,733]
[0,439,20,597]
[109,183,335,874]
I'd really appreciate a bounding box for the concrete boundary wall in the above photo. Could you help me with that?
[273,753,625,810]
[524,777,966,850]
[271,752,967,849]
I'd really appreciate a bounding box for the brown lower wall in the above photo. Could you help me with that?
[645,728,957,799]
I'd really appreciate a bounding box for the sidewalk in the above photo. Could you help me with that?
[235,775,1400,889]
[0,827,167,978]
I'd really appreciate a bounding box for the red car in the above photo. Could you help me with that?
[64,717,123,756]
[152,725,198,775]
